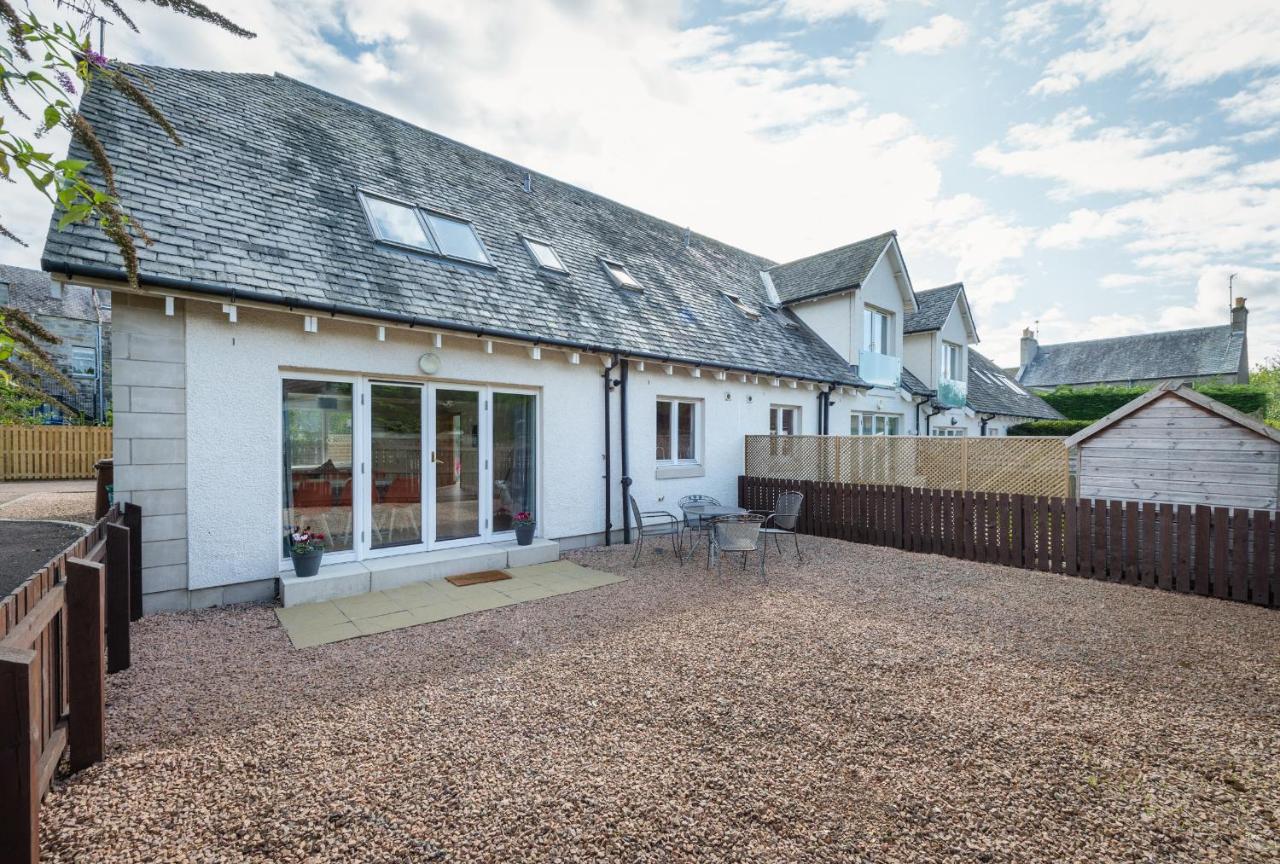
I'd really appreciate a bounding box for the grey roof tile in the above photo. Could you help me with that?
[766,232,895,305]
[904,283,961,334]
[41,68,869,387]
[967,351,1062,420]
[900,366,934,397]
[1,263,102,322]
[1019,326,1244,387]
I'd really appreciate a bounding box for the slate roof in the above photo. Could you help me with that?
[904,283,961,334]
[765,232,895,305]
[899,366,934,397]
[41,67,869,387]
[1019,326,1245,388]
[967,351,1063,420]
[0,263,101,321]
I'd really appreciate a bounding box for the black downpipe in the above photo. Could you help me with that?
[816,387,827,434]
[979,413,996,436]
[924,402,944,435]
[620,359,632,544]
[603,355,618,545]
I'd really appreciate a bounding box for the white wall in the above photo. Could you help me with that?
[790,292,855,363]
[903,331,935,389]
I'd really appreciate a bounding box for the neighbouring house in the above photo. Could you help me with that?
[0,262,111,421]
[1065,383,1280,510]
[1018,299,1249,390]
[40,67,1058,612]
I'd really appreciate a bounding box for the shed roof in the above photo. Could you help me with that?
[1063,383,1280,448]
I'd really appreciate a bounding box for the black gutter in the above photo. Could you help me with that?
[45,260,872,390]
[619,359,631,544]
[602,355,619,546]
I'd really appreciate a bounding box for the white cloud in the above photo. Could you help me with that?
[1099,273,1151,288]
[1221,76,1280,126]
[776,0,889,23]
[999,1,1062,45]
[1030,1,1280,95]
[886,14,970,55]
[976,108,1235,197]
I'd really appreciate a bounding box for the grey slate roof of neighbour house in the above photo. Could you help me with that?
[41,67,870,387]
[765,232,896,305]
[0,263,101,321]
[967,351,1063,420]
[903,283,962,333]
[1019,326,1245,388]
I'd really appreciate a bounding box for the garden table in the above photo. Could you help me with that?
[680,502,747,567]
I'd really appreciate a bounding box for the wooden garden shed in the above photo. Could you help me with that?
[1065,383,1280,510]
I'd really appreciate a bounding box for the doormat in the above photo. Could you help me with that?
[446,570,513,587]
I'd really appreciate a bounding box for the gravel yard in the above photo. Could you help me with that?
[0,478,96,524]
[41,537,1280,863]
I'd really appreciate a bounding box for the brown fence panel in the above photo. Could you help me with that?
[0,426,113,481]
[1255,511,1273,607]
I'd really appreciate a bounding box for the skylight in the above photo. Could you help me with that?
[523,237,567,272]
[359,192,491,265]
[601,259,641,290]
[721,291,760,320]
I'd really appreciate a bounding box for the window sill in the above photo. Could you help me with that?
[656,463,705,480]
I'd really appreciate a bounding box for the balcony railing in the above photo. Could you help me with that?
[937,377,967,408]
[858,350,901,388]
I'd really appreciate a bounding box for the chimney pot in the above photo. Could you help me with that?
[1020,327,1039,369]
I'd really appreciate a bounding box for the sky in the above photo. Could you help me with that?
[4,0,1279,369]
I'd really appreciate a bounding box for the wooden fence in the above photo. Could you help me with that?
[0,502,141,863]
[740,476,1278,608]
[0,426,113,481]
[744,435,1069,498]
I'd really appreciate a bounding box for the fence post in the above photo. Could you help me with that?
[66,557,106,772]
[0,646,40,864]
[123,503,143,621]
[106,522,132,673]
[960,437,969,490]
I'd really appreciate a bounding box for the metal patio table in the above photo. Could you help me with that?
[680,502,748,567]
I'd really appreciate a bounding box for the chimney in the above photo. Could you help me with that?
[1020,326,1038,368]
[1232,296,1248,333]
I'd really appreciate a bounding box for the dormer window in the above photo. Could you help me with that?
[359,192,492,265]
[721,291,760,320]
[523,236,567,273]
[601,259,641,290]
[942,341,965,382]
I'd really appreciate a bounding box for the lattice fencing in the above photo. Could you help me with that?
[744,435,1069,498]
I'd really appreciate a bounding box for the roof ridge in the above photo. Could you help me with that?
[916,282,963,297]
[269,72,776,269]
[1036,322,1233,351]
[766,230,896,273]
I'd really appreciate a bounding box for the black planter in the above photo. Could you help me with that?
[290,549,324,578]
[514,523,536,546]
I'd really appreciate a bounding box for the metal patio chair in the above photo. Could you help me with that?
[760,490,804,562]
[677,494,720,565]
[712,514,767,580]
[628,495,681,565]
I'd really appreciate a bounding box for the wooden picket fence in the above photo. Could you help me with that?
[0,425,113,480]
[0,502,142,863]
[740,476,1278,608]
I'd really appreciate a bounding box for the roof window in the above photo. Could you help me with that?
[601,259,642,290]
[359,192,491,265]
[523,237,568,273]
[721,291,760,320]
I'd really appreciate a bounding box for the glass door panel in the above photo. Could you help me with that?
[434,389,480,542]
[370,384,423,549]
[492,392,536,532]
[282,379,354,554]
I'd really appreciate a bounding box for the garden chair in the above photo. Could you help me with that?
[628,495,681,565]
[382,476,421,543]
[677,494,720,565]
[712,514,767,580]
[759,490,804,562]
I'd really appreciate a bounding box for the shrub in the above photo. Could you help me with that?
[1006,419,1092,437]
[1041,383,1268,420]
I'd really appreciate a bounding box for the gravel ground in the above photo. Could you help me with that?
[0,520,91,596]
[0,480,96,524]
[41,538,1280,863]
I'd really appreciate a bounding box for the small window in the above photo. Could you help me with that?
[601,259,642,290]
[851,411,901,436]
[361,194,437,252]
[766,306,796,329]
[770,405,799,436]
[422,211,490,264]
[722,292,760,320]
[656,397,700,464]
[942,341,964,382]
[932,427,966,437]
[863,307,892,355]
[70,346,97,378]
[523,237,567,272]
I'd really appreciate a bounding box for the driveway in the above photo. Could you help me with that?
[0,478,96,523]
[39,538,1280,862]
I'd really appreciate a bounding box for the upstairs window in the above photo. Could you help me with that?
[722,291,760,320]
[359,192,491,265]
[863,307,892,355]
[942,341,964,381]
[70,345,97,377]
[523,237,568,272]
[601,259,642,290]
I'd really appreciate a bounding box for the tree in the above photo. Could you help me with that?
[0,302,75,421]
[1250,356,1280,428]
[0,0,252,395]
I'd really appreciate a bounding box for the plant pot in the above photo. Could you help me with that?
[514,523,536,546]
[291,549,324,578]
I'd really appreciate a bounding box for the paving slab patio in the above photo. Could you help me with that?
[275,560,625,648]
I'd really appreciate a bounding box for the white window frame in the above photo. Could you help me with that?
[770,405,800,436]
[932,427,966,437]
[850,411,902,436]
[655,396,703,479]
[69,345,97,378]
[358,190,494,267]
[942,341,964,382]
[600,258,642,290]
[863,306,893,356]
[521,235,568,273]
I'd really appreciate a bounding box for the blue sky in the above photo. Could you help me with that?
[6,0,1279,367]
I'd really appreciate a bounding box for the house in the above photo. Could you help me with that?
[0,262,111,421]
[1018,299,1249,390]
[1065,383,1280,510]
[40,67,1057,612]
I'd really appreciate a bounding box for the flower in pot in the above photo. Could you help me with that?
[513,511,536,546]
[288,526,327,578]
